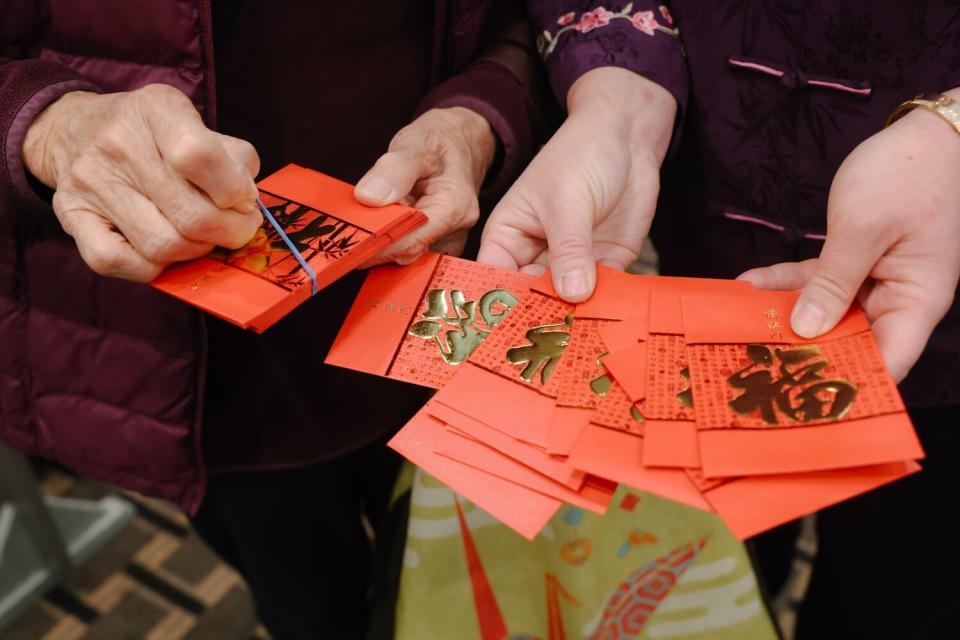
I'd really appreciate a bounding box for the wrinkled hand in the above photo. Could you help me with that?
[478,67,676,301]
[740,95,960,382]
[354,107,496,265]
[22,85,261,282]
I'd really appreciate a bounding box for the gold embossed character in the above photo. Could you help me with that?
[408,288,518,365]
[727,344,857,425]
[506,315,574,384]
[677,367,694,408]
[589,352,612,396]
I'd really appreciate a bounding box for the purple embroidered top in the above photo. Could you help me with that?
[527,0,960,407]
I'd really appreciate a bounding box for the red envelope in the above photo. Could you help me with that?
[565,424,711,512]
[388,411,560,539]
[681,291,924,477]
[600,343,649,403]
[434,427,614,514]
[546,407,593,456]
[153,164,426,332]
[598,314,648,352]
[325,252,534,387]
[427,400,585,490]
[642,420,700,468]
[607,281,752,467]
[688,462,920,540]
[589,379,646,435]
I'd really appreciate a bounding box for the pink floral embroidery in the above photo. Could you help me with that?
[575,7,613,33]
[659,5,673,25]
[538,3,680,59]
[631,10,659,35]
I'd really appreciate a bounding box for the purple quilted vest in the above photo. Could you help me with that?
[1,0,215,512]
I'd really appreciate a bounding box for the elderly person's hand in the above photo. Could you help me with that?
[477,67,675,301]
[740,90,960,382]
[354,107,496,265]
[22,84,261,282]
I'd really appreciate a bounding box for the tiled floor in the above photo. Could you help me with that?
[3,467,269,640]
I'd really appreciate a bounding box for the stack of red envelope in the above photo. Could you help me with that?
[327,253,924,540]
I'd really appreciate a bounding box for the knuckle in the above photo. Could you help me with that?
[810,269,856,306]
[136,83,191,108]
[234,138,260,176]
[174,208,218,241]
[549,234,591,261]
[166,133,216,175]
[142,228,187,263]
[459,196,480,227]
[220,180,254,207]
[92,122,135,161]
[83,244,127,276]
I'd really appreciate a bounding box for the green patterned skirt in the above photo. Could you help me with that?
[389,465,778,640]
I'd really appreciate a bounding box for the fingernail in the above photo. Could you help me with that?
[791,301,825,338]
[356,176,394,203]
[560,269,589,299]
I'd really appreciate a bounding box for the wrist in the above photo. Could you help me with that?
[22,90,99,188]
[566,67,677,166]
[887,87,960,162]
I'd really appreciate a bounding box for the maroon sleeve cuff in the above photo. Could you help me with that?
[1,59,100,224]
[529,2,688,152]
[415,61,534,196]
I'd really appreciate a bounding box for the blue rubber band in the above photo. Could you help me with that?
[257,196,318,295]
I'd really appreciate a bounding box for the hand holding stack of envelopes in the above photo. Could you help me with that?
[327,253,923,540]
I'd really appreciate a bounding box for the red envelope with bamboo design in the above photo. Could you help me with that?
[681,290,924,478]
[325,252,535,387]
[152,164,427,332]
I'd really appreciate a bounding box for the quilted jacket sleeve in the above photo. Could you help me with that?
[0,58,99,224]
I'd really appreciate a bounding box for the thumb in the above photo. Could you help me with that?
[543,206,596,302]
[355,139,434,206]
[792,231,882,337]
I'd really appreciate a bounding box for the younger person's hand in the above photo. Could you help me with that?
[478,67,676,301]
[740,92,960,381]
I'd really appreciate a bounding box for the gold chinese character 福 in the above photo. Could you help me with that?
[408,288,518,365]
[506,315,574,384]
[727,344,857,425]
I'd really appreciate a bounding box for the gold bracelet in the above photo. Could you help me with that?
[885,93,960,135]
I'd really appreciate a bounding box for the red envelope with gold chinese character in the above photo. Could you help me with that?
[325,252,534,387]
[431,265,661,447]
[682,290,924,478]
[593,280,752,469]
[152,164,427,332]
